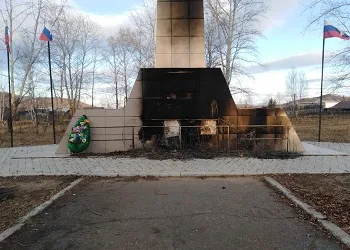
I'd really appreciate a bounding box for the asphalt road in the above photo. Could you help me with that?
[0,177,341,250]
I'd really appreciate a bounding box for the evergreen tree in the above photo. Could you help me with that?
[267,98,277,108]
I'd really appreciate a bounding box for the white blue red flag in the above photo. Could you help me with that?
[324,21,349,40]
[4,26,10,53]
[39,27,53,41]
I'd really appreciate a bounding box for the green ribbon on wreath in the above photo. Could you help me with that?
[68,115,91,153]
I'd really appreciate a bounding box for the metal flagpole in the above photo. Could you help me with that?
[47,40,56,144]
[318,34,326,142]
[7,43,13,147]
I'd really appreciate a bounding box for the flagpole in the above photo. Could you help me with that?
[47,40,56,144]
[7,45,13,147]
[318,35,326,142]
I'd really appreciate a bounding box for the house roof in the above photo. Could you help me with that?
[17,97,91,112]
[0,92,91,111]
[328,101,350,109]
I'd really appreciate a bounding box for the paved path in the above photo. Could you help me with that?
[0,143,350,177]
[304,141,350,154]
[0,178,341,249]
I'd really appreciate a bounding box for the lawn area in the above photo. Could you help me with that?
[0,121,67,148]
[1,114,350,148]
[291,114,350,142]
[273,174,350,235]
[0,176,76,232]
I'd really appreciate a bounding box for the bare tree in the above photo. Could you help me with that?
[105,35,121,109]
[275,92,286,107]
[205,6,221,68]
[129,0,156,68]
[105,28,138,108]
[1,0,36,116]
[306,0,349,29]
[305,0,350,89]
[118,28,140,103]
[240,92,254,108]
[285,67,308,117]
[51,11,99,115]
[205,0,267,87]
[99,94,114,109]
[26,68,42,128]
[286,68,308,101]
[89,47,102,108]
[0,0,66,116]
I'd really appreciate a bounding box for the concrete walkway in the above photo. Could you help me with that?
[0,142,350,177]
[0,178,341,249]
[304,141,350,155]
[302,142,349,156]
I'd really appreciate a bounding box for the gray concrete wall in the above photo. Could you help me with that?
[57,107,304,154]
[156,0,205,68]
[56,79,144,154]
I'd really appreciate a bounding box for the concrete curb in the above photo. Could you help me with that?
[264,176,350,248]
[0,178,84,243]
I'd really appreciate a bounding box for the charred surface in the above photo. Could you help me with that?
[141,68,237,120]
[137,68,239,149]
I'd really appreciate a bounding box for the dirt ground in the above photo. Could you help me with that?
[273,174,350,235]
[0,122,67,148]
[291,115,350,142]
[0,176,76,232]
[77,148,302,160]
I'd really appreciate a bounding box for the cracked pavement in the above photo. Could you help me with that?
[0,178,342,249]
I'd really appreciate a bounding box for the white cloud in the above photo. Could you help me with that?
[245,52,323,74]
[87,13,129,27]
[260,0,303,34]
[235,66,327,104]
[69,0,303,35]
[68,0,138,34]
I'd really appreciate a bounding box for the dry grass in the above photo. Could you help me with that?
[0,176,76,232]
[0,121,68,148]
[273,174,350,234]
[1,114,350,148]
[291,114,350,142]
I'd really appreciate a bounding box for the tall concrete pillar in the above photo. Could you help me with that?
[155,0,206,68]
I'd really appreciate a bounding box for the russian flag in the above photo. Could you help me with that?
[324,21,350,40]
[39,27,53,41]
[4,26,10,53]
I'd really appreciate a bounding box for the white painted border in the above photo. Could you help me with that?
[264,176,350,248]
[0,178,84,243]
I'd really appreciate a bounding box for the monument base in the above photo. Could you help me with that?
[56,68,304,154]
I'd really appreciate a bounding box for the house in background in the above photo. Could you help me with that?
[0,91,92,122]
[17,97,91,113]
[325,101,350,112]
[321,100,340,109]
[281,94,342,115]
[296,99,340,110]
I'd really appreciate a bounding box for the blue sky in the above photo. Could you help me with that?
[236,0,349,103]
[1,0,348,106]
[73,0,141,15]
[256,2,342,64]
[72,0,348,105]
